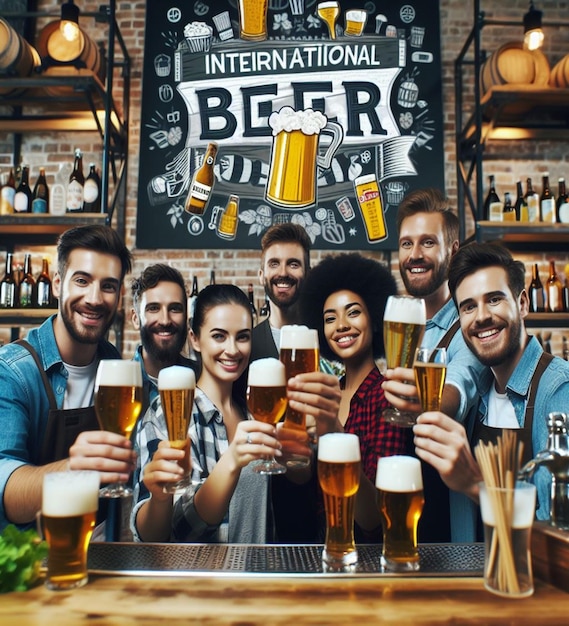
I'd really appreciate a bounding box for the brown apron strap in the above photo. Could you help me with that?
[524,351,555,436]
[14,339,58,411]
[433,319,461,355]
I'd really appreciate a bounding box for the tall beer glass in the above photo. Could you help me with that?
[376,455,424,572]
[279,325,319,467]
[382,295,426,427]
[158,365,196,493]
[247,358,288,475]
[94,359,143,497]
[318,433,361,571]
[317,1,340,39]
[413,347,447,413]
[42,471,99,590]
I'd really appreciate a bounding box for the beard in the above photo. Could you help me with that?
[140,323,187,365]
[465,317,523,367]
[400,257,451,298]
[264,276,302,310]
[60,303,114,345]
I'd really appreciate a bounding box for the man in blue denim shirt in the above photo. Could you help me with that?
[414,242,569,527]
[0,225,134,531]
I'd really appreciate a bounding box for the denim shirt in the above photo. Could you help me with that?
[0,315,120,530]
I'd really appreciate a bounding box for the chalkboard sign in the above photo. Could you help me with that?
[136,0,444,250]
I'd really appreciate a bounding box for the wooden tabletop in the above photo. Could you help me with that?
[2,574,569,625]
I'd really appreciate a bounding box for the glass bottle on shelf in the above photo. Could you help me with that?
[31,167,49,214]
[66,149,85,213]
[502,192,516,222]
[217,194,239,240]
[483,175,502,221]
[247,283,258,326]
[83,163,102,213]
[18,253,36,308]
[210,270,216,285]
[524,178,540,223]
[547,261,564,313]
[0,168,16,215]
[528,263,545,313]
[0,252,17,309]
[188,275,199,323]
[514,180,527,222]
[51,162,72,216]
[557,178,569,224]
[540,172,556,224]
[36,258,53,308]
[259,295,270,320]
[185,142,218,215]
[14,164,32,213]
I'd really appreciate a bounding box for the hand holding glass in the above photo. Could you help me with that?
[414,347,447,413]
[158,365,196,492]
[247,358,288,475]
[94,359,142,497]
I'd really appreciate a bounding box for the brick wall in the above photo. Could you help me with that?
[2,0,568,357]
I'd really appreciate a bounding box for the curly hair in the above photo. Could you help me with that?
[300,253,398,360]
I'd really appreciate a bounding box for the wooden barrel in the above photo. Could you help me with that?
[550,55,569,88]
[0,17,40,96]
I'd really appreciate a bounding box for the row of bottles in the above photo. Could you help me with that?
[0,151,102,216]
[484,174,569,224]
[527,261,569,313]
[0,252,55,309]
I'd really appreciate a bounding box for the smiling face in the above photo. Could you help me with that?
[455,266,528,369]
[190,303,252,387]
[322,289,373,365]
[398,212,455,298]
[260,242,307,311]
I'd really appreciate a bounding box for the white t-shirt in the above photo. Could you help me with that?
[63,359,99,409]
[486,384,519,429]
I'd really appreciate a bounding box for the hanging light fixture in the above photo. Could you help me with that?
[60,0,80,42]
[523,1,544,50]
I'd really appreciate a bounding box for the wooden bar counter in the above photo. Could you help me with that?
[1,540,568,625]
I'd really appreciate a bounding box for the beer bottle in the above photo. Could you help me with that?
[188,275,199,323]
[14,165,32,213]
[502,192,516,222]
[514,180,528,222]
[259,295,270,320]
[247,283,258,326]
[83,163,102,212]
[31,167,49,214]
[66,148,85,213]
[36,258,53,308]
[51,162,72,216]
[185,142,218,215]
[18,253,36,308]
[483,175,502,221]
[540,172,556,224]
[210,270,216,285]
[557,178,569,224]
[0,252,17,308]
[528,263,545,313]
[217,194,239,240]
[0,168,16,215]
[547,260,564,313]
[524,178,540,223]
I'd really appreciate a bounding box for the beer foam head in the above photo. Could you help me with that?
[42,471,100,517]
[158,365,196,390]
[280,325,319,350]
[248,358,286,387]
[318,433,361,462]
[269,106,327,136]
[95,360,142,388]
[375,455,423,492]
[383,295,426,325]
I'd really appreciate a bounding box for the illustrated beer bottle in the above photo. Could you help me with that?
[36,258,53,308]
[547,260,563,313]
[502,192,516,221]
[0,168,16,215]
[540,172,556,224]
[67,149,85,213]
[528,263,545,313]
[32,167,49,214]
[18,253,36,308]
[185,142,218,215]
[217,194,239,240]
[14,165,32,213]
[83,163,102,212]
[483,174,501,221]
[0,252,17,308]
[557,178,569,224]
[514,180,527,222]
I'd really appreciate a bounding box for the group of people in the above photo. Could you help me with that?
[1,187,568,546]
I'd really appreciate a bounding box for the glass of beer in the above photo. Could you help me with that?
[158,365,196,492]
[94,359,143,497]
[279,325,319,467]
[376,455,424,572]
[382,295,426,427]
[317,1,340,39]
[247,358,288,475]
[42,470,100,590]
[413,347,447,413]
[318,433,361,572]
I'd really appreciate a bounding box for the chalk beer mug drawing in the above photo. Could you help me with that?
[266,106,343,208]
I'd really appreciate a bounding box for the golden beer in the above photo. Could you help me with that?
[95,384,143,436]
[376,456,424,571]
[318,433,361,570]
[317,1,340,40]
[383,321,425,370]
[354,174,387,243]
[414,362,446,412]
[160,387,195,442]
[42,471,99,590]
[344,9,367,37]
[238,0,268,41]
[279,346,319,430]
[247,385,287,425]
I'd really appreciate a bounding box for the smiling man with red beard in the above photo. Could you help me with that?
[413,242,569,532]
[0,225,134,532]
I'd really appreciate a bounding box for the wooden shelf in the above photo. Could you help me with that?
[475,221,569,251]
[526,313,569,329]
[0,309,55,325]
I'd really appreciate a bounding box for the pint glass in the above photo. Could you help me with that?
[158,365,196,493]
[318,433,361,571]
[413,347,447,413]
[42,471,100,590]
[247,358,288,475]
[376,455,424,572]
[238,0,268,41]
[317,1,340,39]
[382,295,426,427]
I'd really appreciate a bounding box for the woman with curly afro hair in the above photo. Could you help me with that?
[300,253,410,539]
